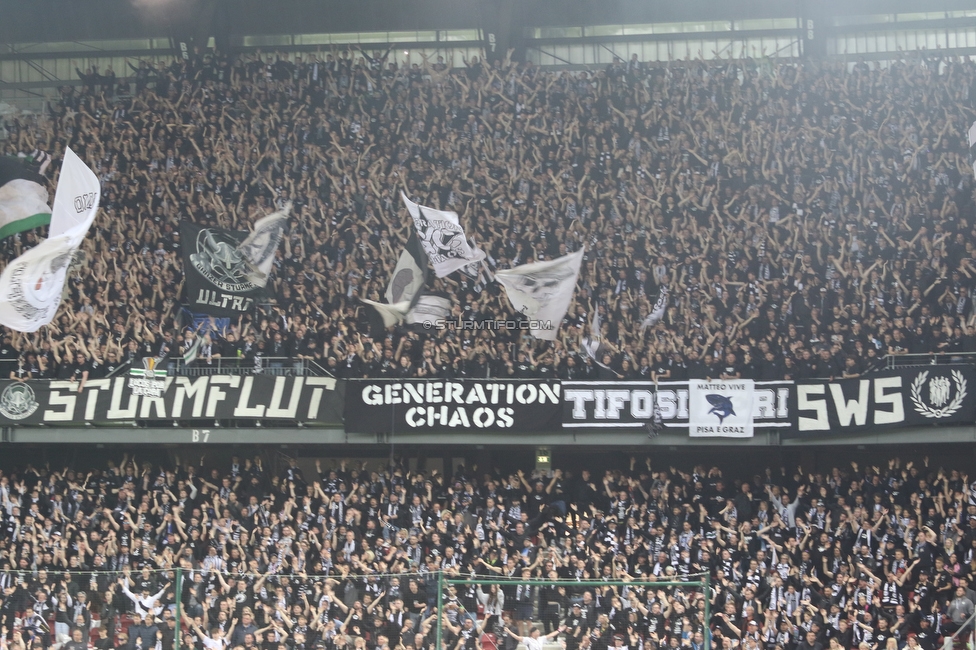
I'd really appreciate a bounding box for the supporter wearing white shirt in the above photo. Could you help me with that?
[504,624,565,650]
[119,577,171,617]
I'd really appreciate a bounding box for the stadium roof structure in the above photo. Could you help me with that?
[2,0,975,46]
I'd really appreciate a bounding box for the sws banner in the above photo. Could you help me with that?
[345,379,561,433]
[0,376,343,425]
[793,367,976,433]
[180,221,268,316]
[562,381,791,437]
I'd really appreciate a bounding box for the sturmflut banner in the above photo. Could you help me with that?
[345,379,562,433]
[0,376,343,425]
[562,380,791,437]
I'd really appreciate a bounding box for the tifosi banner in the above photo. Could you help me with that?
[0,376,343,425]
[345,379,561,433]
[562,381,791,436]
[793,367,976,434]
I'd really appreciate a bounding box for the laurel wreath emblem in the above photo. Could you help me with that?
[910,370,967,419]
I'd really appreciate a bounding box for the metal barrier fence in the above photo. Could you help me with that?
[170,356,314,376]
[0,357,331,380]
[884,352,976,369]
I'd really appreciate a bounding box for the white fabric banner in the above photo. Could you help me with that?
[362,299,411,329]
[405,293,452,326]
[688,379,755,438]
[238,205,289,287]
[401,192,484,278]
[495,248,583,341]
[0,148,99,332]
[48,148,100,239]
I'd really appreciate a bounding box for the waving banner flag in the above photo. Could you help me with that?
[0,148,99,332]
[405,292,453,327]
[386,231,427,305]
[582,306,612,369]
[362,298,412,336]
[362,231,436,336]
[640,288,669,332]
[969,121,976,178]
[401,192,484,278]
[181,222,268,316]
[0,156,51,240]
[495,248,583,341]
[238,205,289,287]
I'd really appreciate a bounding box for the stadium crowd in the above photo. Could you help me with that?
[1,47,976,383]
[0,454,973,650]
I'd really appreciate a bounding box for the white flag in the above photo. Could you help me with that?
[0,148,99,332]
[688,379,755,438]
[495,248,584,341]
[183,334,204,365]
[640,288,669,332]
[48,148,99,239]
[238,204,289,287]
[405,292,452,326]
[582,307,612,369]
[362,299,412,330]
[401,192,484,278]
[969,121,976,179]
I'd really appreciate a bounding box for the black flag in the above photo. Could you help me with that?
[180,221,268,316]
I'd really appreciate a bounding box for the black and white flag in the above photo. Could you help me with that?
[582,306,612,369]
[401,192,484,278]
[363,231,434,335]
[386,231,427,305]
[640,287,669,332]
[495,248,584,341]
[181,222,268,316]
[362,298,412,334]
[238,205,288,287]
[405,292,453,327]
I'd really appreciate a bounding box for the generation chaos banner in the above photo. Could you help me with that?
[344,379,561,433]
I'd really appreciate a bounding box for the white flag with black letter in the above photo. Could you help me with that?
[640,288,669,332]
[401,192,484,278]
[237,204,289,287]
[0,148,99,332]
[495,248,584,341]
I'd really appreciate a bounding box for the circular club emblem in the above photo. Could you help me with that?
[190,229,255,293]
[0,383,39,420]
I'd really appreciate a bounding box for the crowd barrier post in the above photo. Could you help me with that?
[435,570,444,650]
[175,567,183,650]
